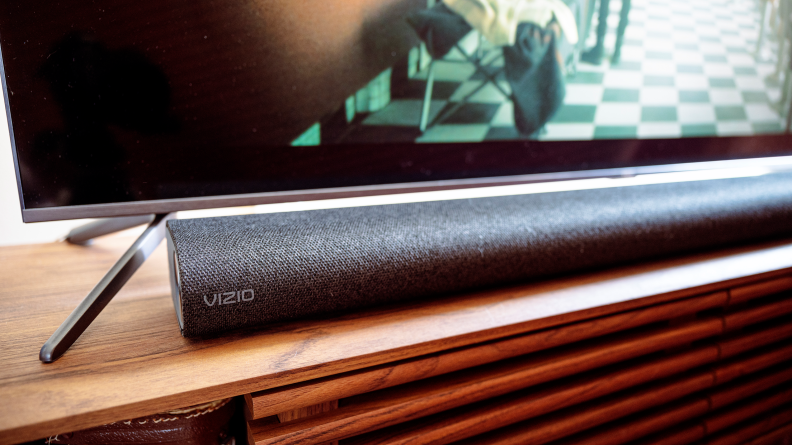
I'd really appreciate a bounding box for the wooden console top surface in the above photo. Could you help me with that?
[1,233,792,444]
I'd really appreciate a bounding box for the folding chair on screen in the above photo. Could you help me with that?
[409,0,583,135]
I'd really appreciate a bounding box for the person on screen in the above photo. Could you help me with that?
[582,0,631,65]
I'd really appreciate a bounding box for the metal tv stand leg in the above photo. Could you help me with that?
[40,214,172,363]
[65,214,157,245]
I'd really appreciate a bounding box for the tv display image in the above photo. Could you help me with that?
[348,0,789,143]
[2,0,792,220]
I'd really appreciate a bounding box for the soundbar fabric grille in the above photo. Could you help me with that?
[166,173,792,337]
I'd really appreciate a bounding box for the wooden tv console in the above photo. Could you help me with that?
[1,233,792,445]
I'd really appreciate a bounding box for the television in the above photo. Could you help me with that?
[5,0,792,362]
[2,0,792,224]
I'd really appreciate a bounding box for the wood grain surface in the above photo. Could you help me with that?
[712,342,792,384]
[341,319,792,445]
[250,320,725,444]
[633,424,707,445]
[250,291,728,419]
[717,320,792,359]
[349,348,719,445]
[470,373,717,445]
[742,420,792,445]
[558,365,792,445]
[708,366,792,411]
[460,351,792,445]
[2,236,792,444]
[276,401,338,424]
[722,296,792,330]
[704,387,792,441]
[276,401,339,445]
[729,276,792,305]
[555,397,711,445]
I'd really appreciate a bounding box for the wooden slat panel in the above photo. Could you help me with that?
[351,348,718,445]
[253,298,792,445]
[347,329,792,445]
[729,275,792,305]
[717,320,792,359]
[465,364,792,445]
[632,424,706,445]
[243,394,254,421]
[467,373,716,445]
[250,318,724,444]
[275,401,339,445]
[276,401,338,423]
[250,294,791,427]
[554,363,792,445]
[252,287,792,421]
[551,398,711,445]
[250,292,728,419]
[635,372,792,445]
[712,343,792,384]
[703,385,792,435]
[707,406,792,445]
[722,296,792,331]
[246,416,278,445]
[742,421,792,445]
[709,366,792,410]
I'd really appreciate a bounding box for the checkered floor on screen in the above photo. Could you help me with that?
[339,0,786,143]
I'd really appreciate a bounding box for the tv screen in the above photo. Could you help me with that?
[2,0,791,221]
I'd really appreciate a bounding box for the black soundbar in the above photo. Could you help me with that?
[166,172,792,337]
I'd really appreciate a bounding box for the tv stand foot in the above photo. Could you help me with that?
[41,214,172,363]
[65,215,157,245]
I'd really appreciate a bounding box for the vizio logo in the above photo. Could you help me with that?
[203,289,254,307]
